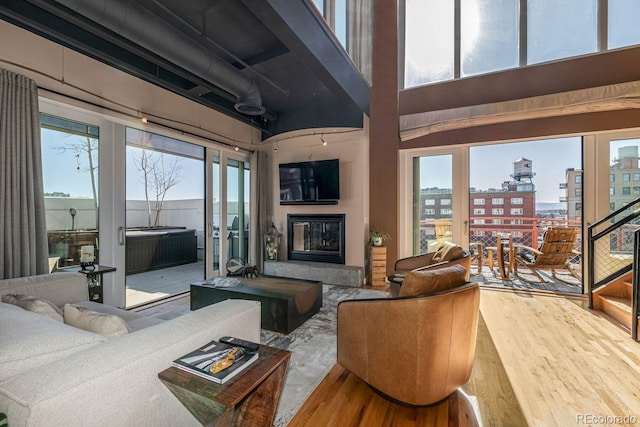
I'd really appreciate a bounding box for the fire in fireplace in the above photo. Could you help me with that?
[287,214,345,264]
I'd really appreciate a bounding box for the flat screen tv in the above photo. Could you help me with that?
[279,159,340,205]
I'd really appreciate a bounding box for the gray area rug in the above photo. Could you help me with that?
[262,284,387,427]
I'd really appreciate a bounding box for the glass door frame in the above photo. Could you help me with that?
[401,136,591,293]
[38,98,256,306]
[592,128,640,223]
[399,146,469,259]
[39,98,125,306]
[205,150,253,279]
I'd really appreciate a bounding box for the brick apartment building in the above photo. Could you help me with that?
[419,158,536,246]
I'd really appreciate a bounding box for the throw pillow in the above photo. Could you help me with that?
[1,294,64,322]
[399,264,467,297]
[64,303,131,337]
[431,242,464,263]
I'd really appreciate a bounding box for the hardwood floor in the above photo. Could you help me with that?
[289,287,640,426]
[135,287,640,426]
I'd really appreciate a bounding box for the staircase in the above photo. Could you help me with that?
[593,273,634,330]
[587,197,640,341]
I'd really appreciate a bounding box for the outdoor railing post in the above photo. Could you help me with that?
[588,224,595,309]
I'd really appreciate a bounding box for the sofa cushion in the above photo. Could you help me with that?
[71,301,165,332]
[64,304,131,337]
[431,242,464,263]
[399,264,467,297]
[0,272,89,306]
[0,302,106,382]
[2,294,64,322]
[72,301,143,323]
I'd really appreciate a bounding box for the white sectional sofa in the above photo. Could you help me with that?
[0,272,261,427]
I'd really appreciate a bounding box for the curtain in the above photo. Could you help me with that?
[0,68,48,279]
[253,150,269,272]
[348,0,373,85]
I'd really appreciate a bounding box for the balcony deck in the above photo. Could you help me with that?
[471,264,582,294]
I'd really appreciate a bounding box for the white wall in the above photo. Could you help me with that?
[268,129,369,267]
[45,197,97,230]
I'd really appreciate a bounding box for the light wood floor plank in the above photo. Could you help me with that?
[290,288,640,426]
[480,289,640,426]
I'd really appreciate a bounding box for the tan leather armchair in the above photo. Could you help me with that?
[337,265,480,406]
[388,242,472,297]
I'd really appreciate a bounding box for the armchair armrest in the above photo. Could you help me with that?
[514,244,543,256]
[394,252,436,272]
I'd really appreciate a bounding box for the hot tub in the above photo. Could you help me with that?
[125,228,197,275]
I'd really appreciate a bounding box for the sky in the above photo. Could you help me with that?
[41,129,243,202]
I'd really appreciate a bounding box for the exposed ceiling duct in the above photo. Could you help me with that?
[51,0,266,115]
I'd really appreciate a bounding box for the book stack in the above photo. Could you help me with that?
[172,339,259,384]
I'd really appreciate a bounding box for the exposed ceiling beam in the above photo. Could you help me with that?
[232,45,290,69]
[241,0,370,116]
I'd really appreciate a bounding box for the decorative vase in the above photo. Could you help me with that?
[372,236,383,247]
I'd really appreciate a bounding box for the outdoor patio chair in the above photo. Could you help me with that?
[513,226,581,284]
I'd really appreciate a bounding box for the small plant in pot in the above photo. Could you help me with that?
[369,229,391,247]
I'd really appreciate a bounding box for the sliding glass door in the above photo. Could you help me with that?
[412,154,454,254]
[400,137,584,292]
[39,101,254,307]
[40,114,100,270]
[124,128,205,307]
[226,158,251,262]
[399,148,467,257]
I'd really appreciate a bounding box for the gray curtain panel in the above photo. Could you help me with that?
[348,0,373,85]
[253,150,269,271]
[0,68,48,279]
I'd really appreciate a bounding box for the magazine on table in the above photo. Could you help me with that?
[172,339,258,384]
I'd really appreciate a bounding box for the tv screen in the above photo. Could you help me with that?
[279,159,340,205]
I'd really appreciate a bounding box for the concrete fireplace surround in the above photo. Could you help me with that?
[263,260,364,287]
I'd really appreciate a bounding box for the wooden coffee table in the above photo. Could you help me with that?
[159,345,290,427]
[190,276,322,334]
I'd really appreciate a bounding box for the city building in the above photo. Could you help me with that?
[562,168,583,221]
[610,145,640,211]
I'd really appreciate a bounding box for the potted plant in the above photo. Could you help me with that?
[369,229,391,247]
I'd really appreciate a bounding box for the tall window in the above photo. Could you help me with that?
[41,114,99,268]
[404,0,632,88]
[527,0,597,64]
[461,0,519,77]
[405,0,454,86]
[608,0,640,49]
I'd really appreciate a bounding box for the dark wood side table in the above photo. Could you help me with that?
[158,344,290,427]
[60,264,116,303]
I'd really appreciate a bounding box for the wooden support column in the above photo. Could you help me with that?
[370,0,399,274]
